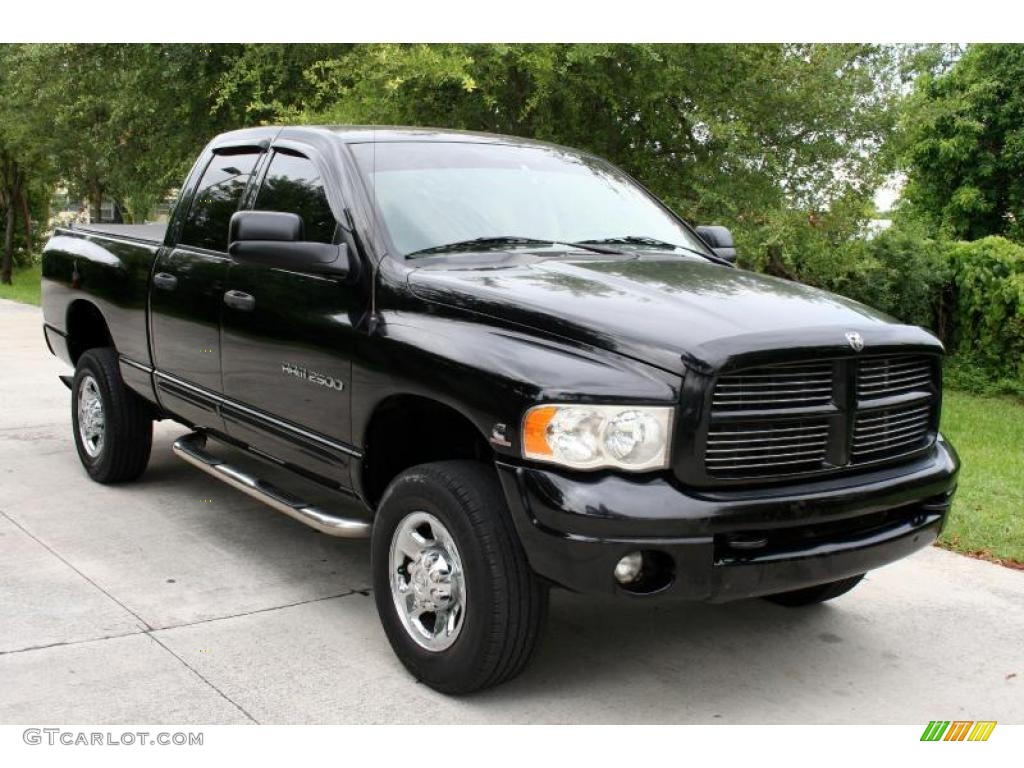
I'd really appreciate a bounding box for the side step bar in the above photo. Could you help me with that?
[172,432,371,538]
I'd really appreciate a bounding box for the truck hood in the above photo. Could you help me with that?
[407,254,941,375]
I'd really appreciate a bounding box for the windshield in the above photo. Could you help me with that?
[350,141,710,258]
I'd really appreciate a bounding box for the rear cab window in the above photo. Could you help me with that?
[179,150,262,252]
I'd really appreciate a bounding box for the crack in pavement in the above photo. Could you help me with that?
[0,422,65,434]
[0,509,153,632]
[0,630,149,657]
[147,588,372,634]
[147,633,261,724]
[0,589,370,658]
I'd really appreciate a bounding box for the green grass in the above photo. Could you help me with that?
[0,263,41,305]
[940,390,1024,564]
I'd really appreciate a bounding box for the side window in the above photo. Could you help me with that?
[179,151,261,252]
[254,151,337,244]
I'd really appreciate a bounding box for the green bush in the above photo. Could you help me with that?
[943,354,1024,399]
[843,226,951,329]
[769,223,1023,397]
[767,221,951,331]
[946,236,1024,382]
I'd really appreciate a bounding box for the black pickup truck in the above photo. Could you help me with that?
[41,126,959,693]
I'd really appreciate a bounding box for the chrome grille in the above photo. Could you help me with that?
[705,419,829,478]
[700,353,939,482]
[857,356,933,399]
[711,362,834,411]
[853,401,933,462]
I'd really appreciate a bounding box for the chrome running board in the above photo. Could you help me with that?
[172,432,371,538]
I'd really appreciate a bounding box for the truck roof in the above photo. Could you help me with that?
[62,126,583,247]
[213,124,574,151]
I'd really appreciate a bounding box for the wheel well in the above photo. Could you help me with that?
[361,395,493,508]
[66,301,114,364]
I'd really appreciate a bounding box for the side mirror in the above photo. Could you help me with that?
[695,225,737,263]
[228,211,350,277]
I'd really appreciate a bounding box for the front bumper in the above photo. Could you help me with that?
[497,436,959,602]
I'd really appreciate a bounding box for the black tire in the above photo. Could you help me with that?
[371,460,548,695]
[71,348,153,484]
[763,574,866,607]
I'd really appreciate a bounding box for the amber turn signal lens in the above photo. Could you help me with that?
[523,405,557,457]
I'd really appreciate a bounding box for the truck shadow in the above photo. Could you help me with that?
[475,589,888,720]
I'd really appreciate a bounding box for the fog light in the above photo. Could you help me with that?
[614,551,644,584]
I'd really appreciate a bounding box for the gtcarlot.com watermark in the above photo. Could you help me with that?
[23,728,203,746]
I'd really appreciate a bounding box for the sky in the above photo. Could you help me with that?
[874,173,905,215]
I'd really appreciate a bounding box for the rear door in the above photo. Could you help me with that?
[150,148,263,429]
[220,147,367,487]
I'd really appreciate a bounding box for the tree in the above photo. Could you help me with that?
[270,44,909,270]
[900,44,1024,242]
[0,45,49,284]
[0,44,921,288]
[0,152,27,284]
[210,43,348,125]
[4,44,242,223]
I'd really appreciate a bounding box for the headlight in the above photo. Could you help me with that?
[522,404,673,471]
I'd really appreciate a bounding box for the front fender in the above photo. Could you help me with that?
[350,311,681,460]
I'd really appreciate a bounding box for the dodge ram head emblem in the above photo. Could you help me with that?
[845,331,865,352]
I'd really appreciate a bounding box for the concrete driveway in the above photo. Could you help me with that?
[0,298,1021,724]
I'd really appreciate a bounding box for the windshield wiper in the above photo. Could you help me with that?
[406,236,620,259]
[573,236,731,266]
[407,236,555,258]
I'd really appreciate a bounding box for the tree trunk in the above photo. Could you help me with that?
[764,243,796,281]
[89,180,103,223]
[18,186,32,252]
[1,202,15,285]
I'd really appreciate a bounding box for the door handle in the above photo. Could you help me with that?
[153,272,178,291]
[223,290,256,312]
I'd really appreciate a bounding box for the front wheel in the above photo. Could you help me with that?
[763,574,866,607]
[371,460,548,694]
[71,348,153,483]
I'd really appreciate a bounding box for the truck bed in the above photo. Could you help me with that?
[70,222,168,246]
[43,222,167,373]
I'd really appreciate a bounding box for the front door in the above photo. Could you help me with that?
[150,148,263,429]
[219,149,367,487]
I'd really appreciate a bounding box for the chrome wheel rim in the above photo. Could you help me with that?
[389,511,467,652]
[77,374,105,458]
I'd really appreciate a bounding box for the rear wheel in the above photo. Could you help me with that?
[72,348,153,483]
[763,574,865,607]
[371,460,548,694]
